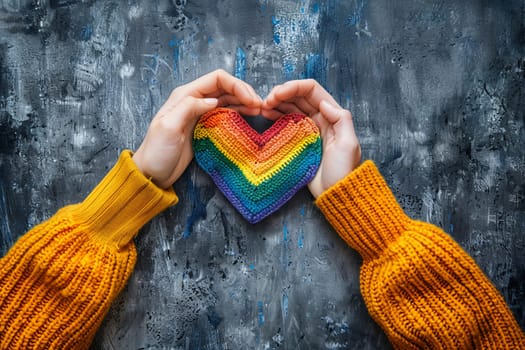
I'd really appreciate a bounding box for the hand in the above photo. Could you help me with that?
[262,79,361,198]
[133,69,262,189]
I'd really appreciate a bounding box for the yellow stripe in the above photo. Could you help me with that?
[202,133,319,186]
[193,122,319,161]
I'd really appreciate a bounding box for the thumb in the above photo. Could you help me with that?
[175,96,219,127]
[319,100,357,137]
[319,100,344,124]
[194,97,219,116]
[313,100,342,138]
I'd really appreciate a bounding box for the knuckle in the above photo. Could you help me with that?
[149,117,164,132]
[341,138,360,151]
[213,68,228,77]
[170,86,183,98]
[339,109,353,120]
[160,118,181,134]
[180,95,195,103]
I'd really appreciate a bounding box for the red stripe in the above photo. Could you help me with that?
[199,108,316,147]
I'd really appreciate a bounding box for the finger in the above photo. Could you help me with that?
[271,102,305,115]
[263,97,318,118]
[224,105,261,116]
[193,69,261,106]
[167,70,262,109]
[262,84,294,110]
[260,103,303,120]
[261,84,282,108]
[262,89,282,110]
[261,108,284,120]
[216,94,251,107]
[215,94,262,115]
[265,79,339,110]
[319,100,347,123]
[287,97,318,115]
[311,111,331,137]
[319,100,357,138]
[162,96,218,129]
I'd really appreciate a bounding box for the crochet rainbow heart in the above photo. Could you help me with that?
[193,107,322,223]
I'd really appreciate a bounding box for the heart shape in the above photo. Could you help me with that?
[193,107,322,223]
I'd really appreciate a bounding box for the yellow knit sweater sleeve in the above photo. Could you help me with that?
[316,160,525,349]
[0,150,178,349]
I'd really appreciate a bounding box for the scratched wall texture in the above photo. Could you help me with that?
[1,0,524,349]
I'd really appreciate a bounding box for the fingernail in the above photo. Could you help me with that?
[204,98,218,105]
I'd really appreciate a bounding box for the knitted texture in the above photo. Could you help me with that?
[316,160,525,349]
[193,107,321,223]
[0,151,178,349]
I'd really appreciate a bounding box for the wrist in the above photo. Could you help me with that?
[131,151,147,177]
[71,150,179,248]
[131,150,165,189]
[315,160,411,260]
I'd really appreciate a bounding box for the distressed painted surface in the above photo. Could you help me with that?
[1,0,524,349]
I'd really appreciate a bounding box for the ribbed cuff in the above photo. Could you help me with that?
[71,150,178,249]
[315,160,412,261]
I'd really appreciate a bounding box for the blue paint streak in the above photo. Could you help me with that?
[347,0,366,26]
[282,220,290,270]
[143,54,160,86]
[298,205,305,248]
[257,301,265,326]
[207,308,223,328]
[271,16,281,45]
[298,229,304,249]
[182,175,207,238]
[207,36,214,45]
[303,53,327,86]
[282,293,289,320]
[169,36,182,78]
[259,0,268,13]
[0,179,13,255]
[80,24,92,41]
[344,93,352,106]
[311,3,320,14]
[234,47,247,80]
[283,59,296,79]
[341,321,350,333]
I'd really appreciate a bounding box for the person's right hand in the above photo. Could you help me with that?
[132,69,262,189]
[262,79,361,198]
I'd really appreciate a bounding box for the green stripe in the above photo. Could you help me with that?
[193,138,321,203]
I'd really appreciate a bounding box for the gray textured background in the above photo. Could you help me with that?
[1,0,524,349]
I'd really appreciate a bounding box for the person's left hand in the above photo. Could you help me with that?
[133,69,262,189]
[262,79,361,198]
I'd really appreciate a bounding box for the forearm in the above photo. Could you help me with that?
[0,207,136,349]
[0,151,178,349]
[316,161,525,349]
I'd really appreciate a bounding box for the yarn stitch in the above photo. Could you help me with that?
[193,107,321,223]
[1,152,524,348]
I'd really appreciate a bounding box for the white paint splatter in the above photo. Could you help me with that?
[119,63,135,79]
[128,5,143,20]
[325,341,348,349]
[71,129,95,148]
[272,0,320,74]
[272,333,284,345]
